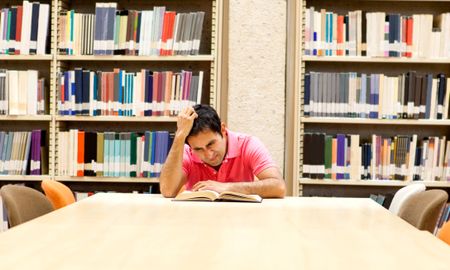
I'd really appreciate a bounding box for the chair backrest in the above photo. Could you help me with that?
[389,183,426,215]
[438,221,450,245]
[398,189,448,233]
[0,185,54,227]
[41,180,76,209]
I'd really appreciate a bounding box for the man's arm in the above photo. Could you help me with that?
[159,107,197,197]
[192,167,286,198]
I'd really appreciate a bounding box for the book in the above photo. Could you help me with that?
[173,190,263,203]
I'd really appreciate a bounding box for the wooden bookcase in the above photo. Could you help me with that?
[290,0,450,197]
[0,0,224,193]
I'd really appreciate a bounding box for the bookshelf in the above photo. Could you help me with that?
[0,0,224,194]
[291,0,450,197]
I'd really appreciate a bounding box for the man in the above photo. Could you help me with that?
[159,104,285,198]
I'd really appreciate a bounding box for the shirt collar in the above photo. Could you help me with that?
[189,129,240,164]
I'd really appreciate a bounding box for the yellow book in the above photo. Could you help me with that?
[173,190,262,203]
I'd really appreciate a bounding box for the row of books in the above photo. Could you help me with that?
[369,194,386,206]
[0,70,46,115]
[304,71,450,120]
[59,4,205,56]
[57,130,173,178]
[0,130,46,176]
[57,68,203,116]
[303,133,450,182]
[435,203,450,235]
[304,8,450,58]
[0,1,49,55]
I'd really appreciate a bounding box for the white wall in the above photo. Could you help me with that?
[227,0,286,172]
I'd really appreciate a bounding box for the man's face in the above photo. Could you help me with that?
[187,125,227,167]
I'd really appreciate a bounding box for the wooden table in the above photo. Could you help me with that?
[0,193,449,269]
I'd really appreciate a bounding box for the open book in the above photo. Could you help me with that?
[173,190,262,203]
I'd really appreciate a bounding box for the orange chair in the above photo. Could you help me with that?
[41,180,76,209]
[438,221,450,245]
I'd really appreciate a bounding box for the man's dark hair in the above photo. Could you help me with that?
[188,104,222,139]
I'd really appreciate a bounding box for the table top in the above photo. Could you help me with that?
[0,193,449,270]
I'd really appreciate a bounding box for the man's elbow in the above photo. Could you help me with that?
[273,179,286,198]
[159,183,178,198]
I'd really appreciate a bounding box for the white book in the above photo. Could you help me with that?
[89,72,94,116]
[430,78,438,119]
[438,137,446,180]
[443,78,450,119]
[0,10,5,54]
[37,4,49,55]
[27,70,38,115]
[6,70,19,115]
[21,1,32,55]
[350,135,360,180]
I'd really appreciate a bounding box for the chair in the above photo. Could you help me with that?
[389,183,426,215]
[41,180,76,209]
[398,189,448,233]
[438,221,450,245]
[0,185,54,227]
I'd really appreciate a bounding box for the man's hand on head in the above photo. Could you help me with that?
[192,180,230,193]
[176,106,198,139]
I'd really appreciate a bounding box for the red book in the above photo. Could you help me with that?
[77,131,85,177]
[15,6,23,55]
[401,17,407,57]
[337,15,344,56]
[160,12,171,56]
[405,17,413,58]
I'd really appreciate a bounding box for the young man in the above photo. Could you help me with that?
[159,104,286,198]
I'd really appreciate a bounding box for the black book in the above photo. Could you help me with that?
[84,132,97,176]
[30,3,40,54]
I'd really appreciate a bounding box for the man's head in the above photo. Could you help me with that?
[186,104,227,167]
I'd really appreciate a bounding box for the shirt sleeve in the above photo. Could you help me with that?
[182,144,192,176]
[243,136,277,176]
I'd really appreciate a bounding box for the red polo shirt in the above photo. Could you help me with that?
[182,130,277,190]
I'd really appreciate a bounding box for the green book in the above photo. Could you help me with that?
[130,132,137,177]
[96,132,104,177]
[324,135,332,179]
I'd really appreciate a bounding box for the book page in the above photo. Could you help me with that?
[173,190,219,201]
[218,191,262,203]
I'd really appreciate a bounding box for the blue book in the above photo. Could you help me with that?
[336,134,346,180]
[360,74,367,118]
[82,70,90,115]
[105,3,117,55]
[74,68,83,115]
[94,4,106,55]
[93,73,98,116]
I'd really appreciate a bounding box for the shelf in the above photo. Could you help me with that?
[302,56,450,64]
[0,175,52,181]
[301,117,450,126]
[55,176,159,184]
[57,55,215,62]
[299,179,450,188]
[55,116,177,122]
[0,115,52,121]
[0,55,52,61]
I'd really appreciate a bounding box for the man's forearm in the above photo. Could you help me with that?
[159,135,186,197]
[227,178,286,198]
